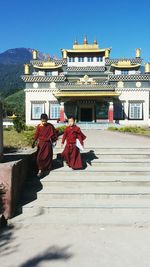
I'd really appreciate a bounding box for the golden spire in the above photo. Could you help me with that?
[93,38,97,45]
[83,36,88,44]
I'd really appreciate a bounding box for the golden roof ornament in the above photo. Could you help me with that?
[136,48,141,58]
[83,36,88,44]
[74,38,78,45]
[93,38,97,45]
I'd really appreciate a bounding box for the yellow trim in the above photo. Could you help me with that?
[64,49,107,53]
[33,64,62,69]
[111,62,141,69]
[54,92,120,97]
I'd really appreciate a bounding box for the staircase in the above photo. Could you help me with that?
[15,146,150,226]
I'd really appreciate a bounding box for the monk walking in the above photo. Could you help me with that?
[32,113,57,177]
[61,116,86,169]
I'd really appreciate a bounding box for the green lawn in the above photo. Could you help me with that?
[3,125,66,150]
[3,129,35,149]
[108,126,150,136]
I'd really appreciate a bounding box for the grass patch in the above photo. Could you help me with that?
[108,125,150,136]
[3,125,67,149]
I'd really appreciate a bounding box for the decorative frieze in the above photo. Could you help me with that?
[21,75,66,82]
[105,58,142,65]
[66,66,105,72]
[109,74,150,81]
[57,82,115,90]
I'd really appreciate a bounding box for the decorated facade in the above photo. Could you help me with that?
[22,37,150,126]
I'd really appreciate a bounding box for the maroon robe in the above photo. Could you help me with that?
[61,125,86,169]
[34,123,57,172]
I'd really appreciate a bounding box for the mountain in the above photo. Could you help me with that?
[0,48,50,98]
[0,48,33,65]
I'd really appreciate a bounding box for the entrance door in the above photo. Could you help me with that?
[80,108,93,121]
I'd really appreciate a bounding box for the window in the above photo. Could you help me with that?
[121,70,128,75]
[50,103,60,119]
[88,57,93,62]
[31,103,45,120]
[78,57,84,62]
[46,72,52,76]
[129,102,143,120]
[68,57,75,62]
[97,57,103,62]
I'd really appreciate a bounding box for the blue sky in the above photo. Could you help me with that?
[0,0,150,62]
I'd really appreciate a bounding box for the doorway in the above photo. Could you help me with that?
[80,108,93,121]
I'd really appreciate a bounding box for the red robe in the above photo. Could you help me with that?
[34,123,57,172]
[61,125,86,169]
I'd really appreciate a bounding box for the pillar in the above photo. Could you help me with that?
[136,48,141,58]
[60,102,65,122]
[0,102,3,160]
[62,50,67,59]
[24,64,30,75]
[32,50,38,60]
[108,101,114,123]
[145,63,150,73]
[105,49,110,58]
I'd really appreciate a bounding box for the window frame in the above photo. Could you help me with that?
[31,102,45,120]
[128,102,143,120]
[49,103,60,120]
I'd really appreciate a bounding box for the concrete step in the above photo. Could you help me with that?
[12,208,150,226]
[22,196,150,211]
[35,183,150,194]
[40,174,150,182]
[52,166,150,172]
[53,147,150,154]
[82,162,150,167]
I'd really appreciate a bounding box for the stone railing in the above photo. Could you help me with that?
[0,151,36,218]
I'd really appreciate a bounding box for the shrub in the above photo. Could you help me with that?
[108,126,118,131]
[25,125,36,131]
[56,125,67,136]
[13,116,25,133]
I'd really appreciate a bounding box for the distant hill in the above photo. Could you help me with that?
[0,48,50,98]
[4,90,25,116]
[0,48,33,65]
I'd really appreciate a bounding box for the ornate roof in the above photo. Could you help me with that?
[111,60,141,69]
[105,58,142,65]
[109,74,150,81]
[21,75,66,82]
[33,61,62,69]
[57,82,115,90]
[66,66,105,72]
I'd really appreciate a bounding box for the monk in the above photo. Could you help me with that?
[61,116,86,169]
[32,113,57,177]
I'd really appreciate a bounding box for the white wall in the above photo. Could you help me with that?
[25,88,58,125]
[67,57,105,67]
[115,70,136,75]
[117,88,149,126]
